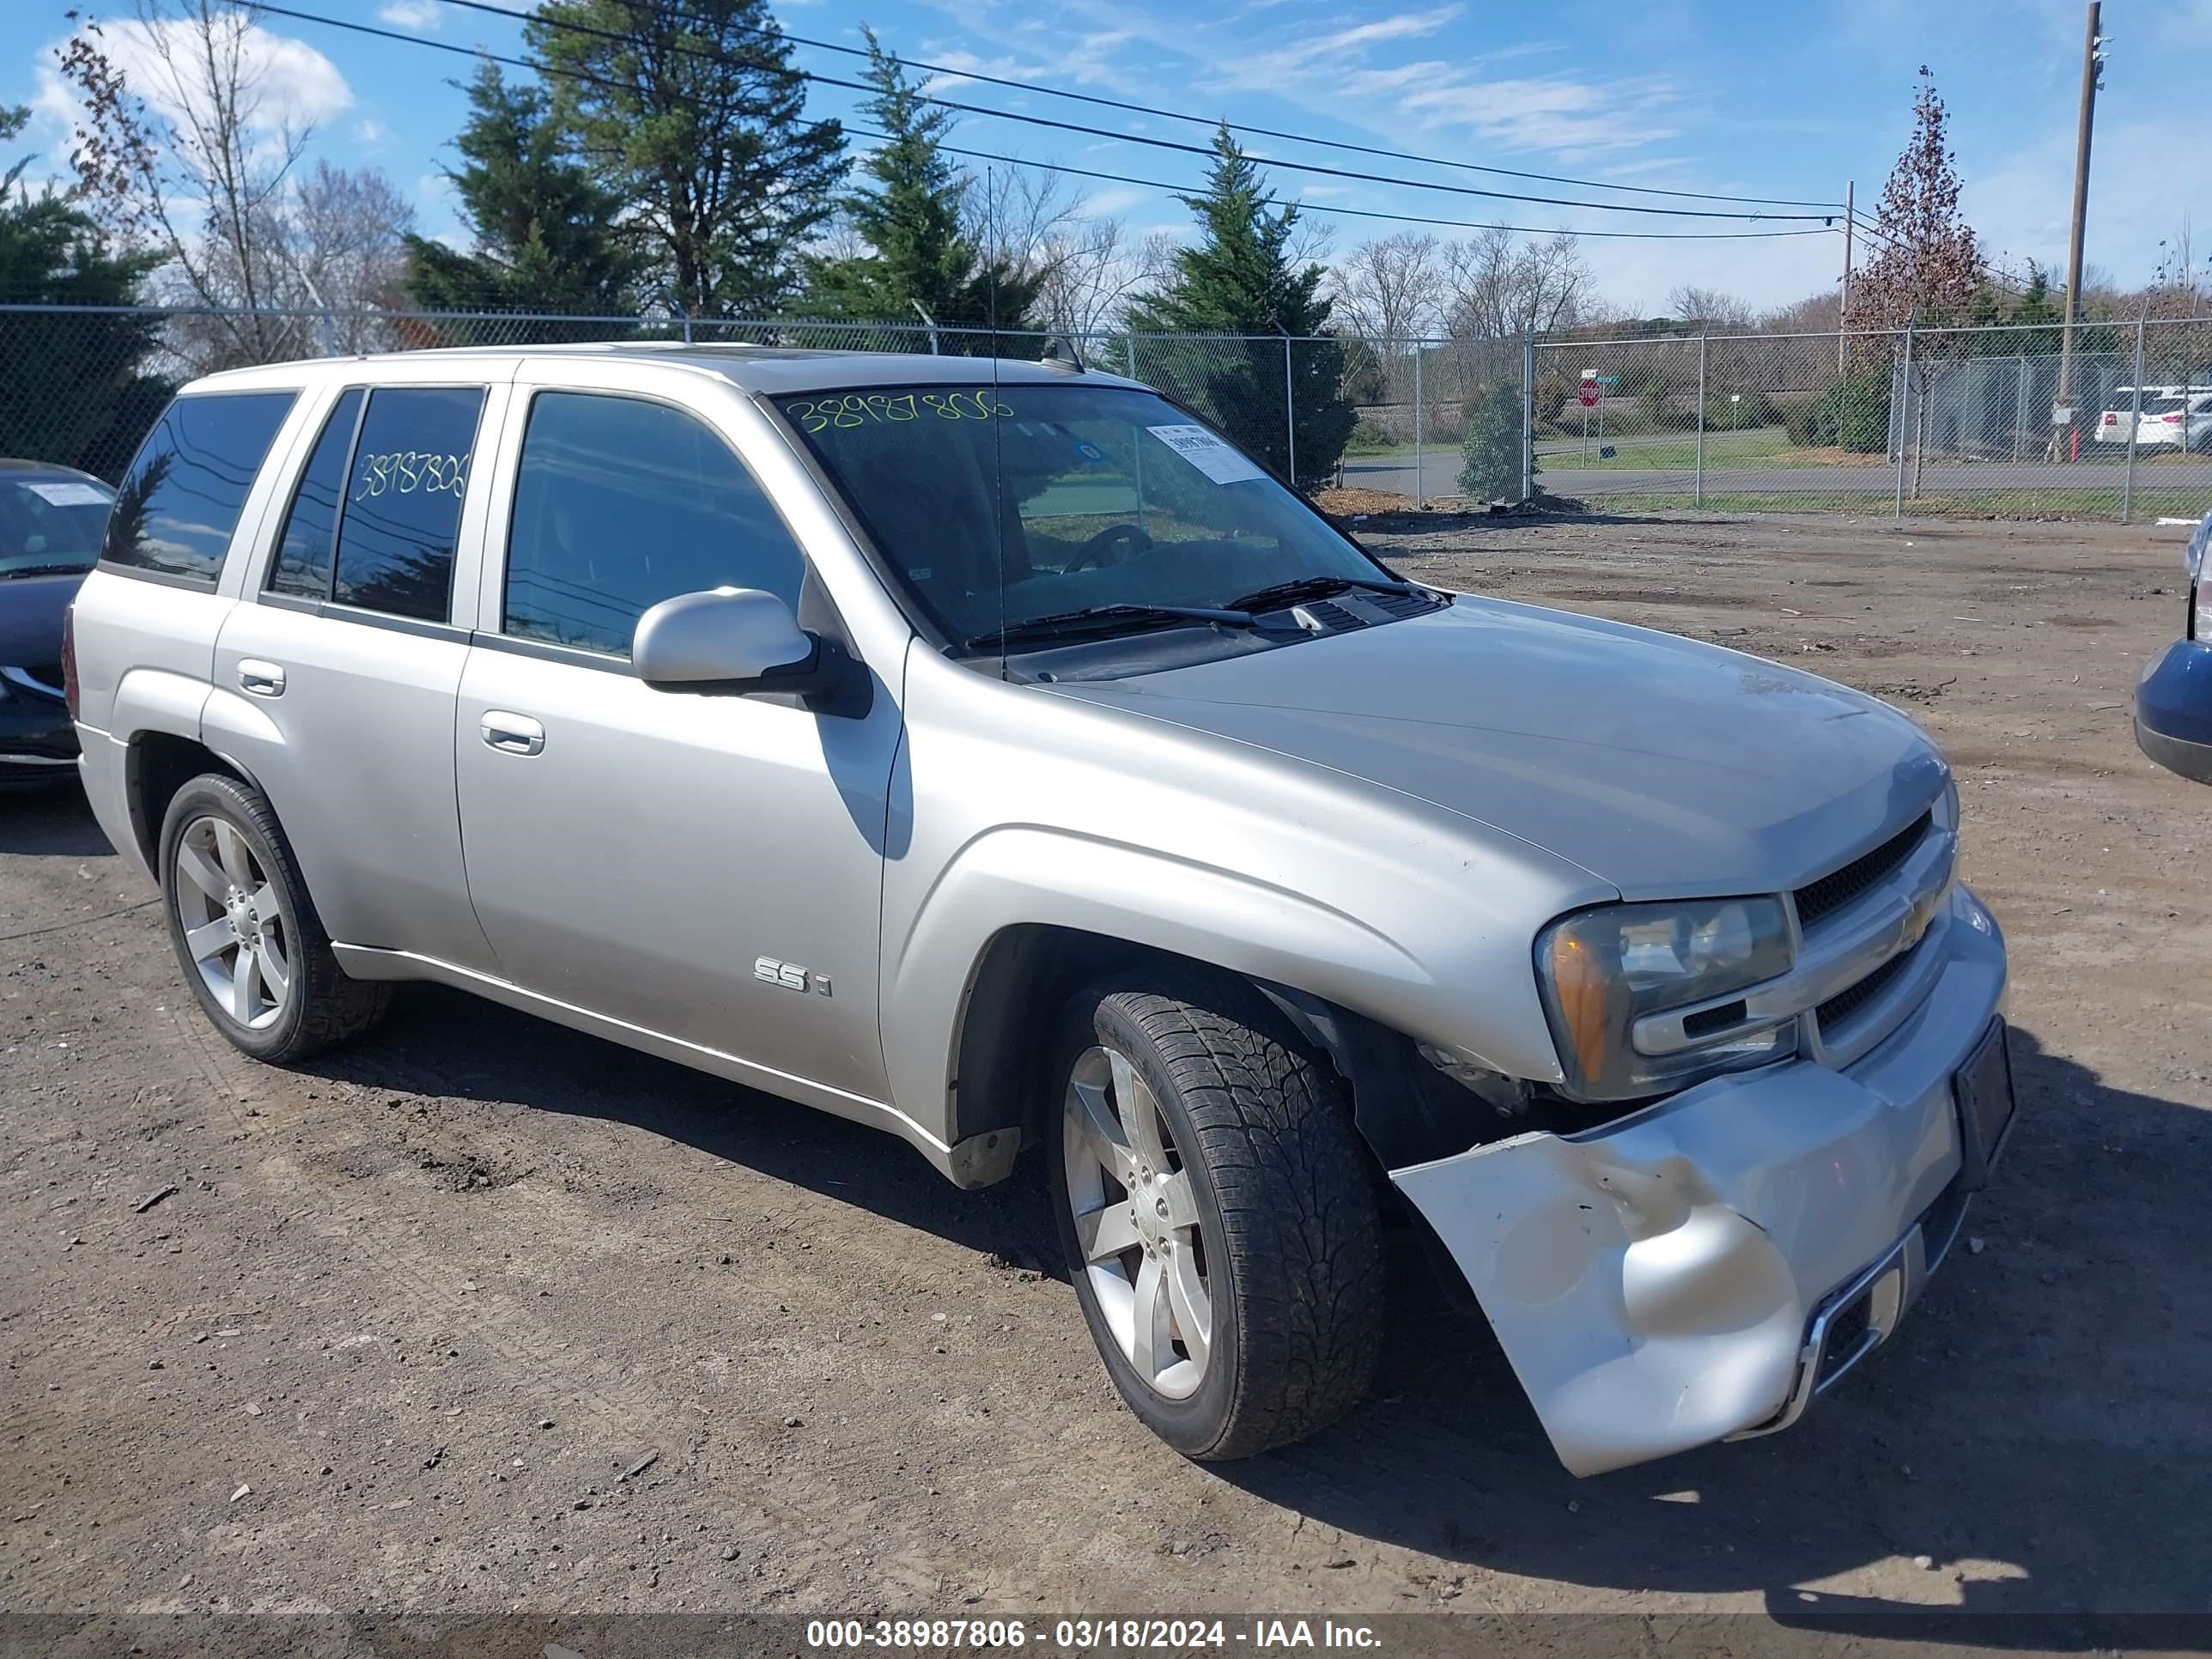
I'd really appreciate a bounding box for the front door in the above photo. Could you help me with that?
[453,379,902,1105]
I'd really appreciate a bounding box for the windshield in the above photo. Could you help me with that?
[776,383,1391,649]
[0,477,113,577]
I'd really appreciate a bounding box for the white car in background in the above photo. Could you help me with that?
[2132,392,2212,452]
[2095,386,2197,447]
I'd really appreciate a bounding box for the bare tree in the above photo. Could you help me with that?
[1761,289,1844,334]
[58,4,417,368]
[1668,284,1758,330]
[1328,233,1445,343]
[1030,216,1155,338]
[2145,216,2207,319]
[61,1,313,361]
[1443,228,1595,340]
[281,161,416,344]
[963,163,1082,313]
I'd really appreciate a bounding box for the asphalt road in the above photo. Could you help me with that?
[1344,450,2212,501]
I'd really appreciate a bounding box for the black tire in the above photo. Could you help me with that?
[1047,968,1384,1459]
[157,772,390,1063]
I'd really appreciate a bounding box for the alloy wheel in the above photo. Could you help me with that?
[1060,1044,1213,1399]
[173,815,290,1030]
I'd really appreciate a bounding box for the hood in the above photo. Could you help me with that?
[1049,596,1946,899]
[0,570,87,670]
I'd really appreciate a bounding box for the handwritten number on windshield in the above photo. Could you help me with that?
[788,391,1013,434]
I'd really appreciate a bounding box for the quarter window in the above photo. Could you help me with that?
[331,386,487,623]
[101,390,297,583]
[502,391,805,658]
[267,388,363,599]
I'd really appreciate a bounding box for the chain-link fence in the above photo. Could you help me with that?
[10,300,2212,523]
[1520,317,2212,521]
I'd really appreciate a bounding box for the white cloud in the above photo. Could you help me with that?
[1202,6,1462,90]
[375,0,441,28]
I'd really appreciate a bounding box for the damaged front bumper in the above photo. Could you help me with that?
[1392,884,2009,1477]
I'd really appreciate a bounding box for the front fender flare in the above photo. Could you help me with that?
[880,826,1436,1150]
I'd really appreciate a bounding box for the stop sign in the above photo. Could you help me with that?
[1577,383,1600,408]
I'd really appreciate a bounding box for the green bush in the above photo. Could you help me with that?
[1458,380,1528,501]
[1343,418,1395,453]
[1785,372,1892,453]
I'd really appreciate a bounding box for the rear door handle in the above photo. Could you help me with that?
[480,711,545,756]
[237,659,285,697]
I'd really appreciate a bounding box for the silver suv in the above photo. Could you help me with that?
[64,345,2013,1475]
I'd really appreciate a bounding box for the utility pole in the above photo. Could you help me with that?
[1838,179,1854,374]
[2056,1,2105,417]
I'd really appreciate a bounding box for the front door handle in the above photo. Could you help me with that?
[237,659,286,697]
[480,711,545,756]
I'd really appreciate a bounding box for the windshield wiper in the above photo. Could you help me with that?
[1,561,97,580]
[963,602,1257,653]
[1224,574,1425,613]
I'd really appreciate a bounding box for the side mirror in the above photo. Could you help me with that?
[634,587,829,696]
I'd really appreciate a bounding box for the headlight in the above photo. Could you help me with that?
[1536,897,1795,1102]
[1934,772,1960,832]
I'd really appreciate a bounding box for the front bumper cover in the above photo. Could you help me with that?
[1390,883,2007,1477]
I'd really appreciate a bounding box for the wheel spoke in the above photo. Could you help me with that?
[229,946,258,1022]
[1164,1247,1212,1370]
[1130,1250,1170,1381]
[254,933,289,1002]
[1069,1075,1136,1187]
[183,917,233,963]
[176,841,229,902]
[211,821,252,887]
[1158,1169,1201,1232]
[249,883,282,926]
[1110,1050,1166,1170]
[1072,1199,1142,1265]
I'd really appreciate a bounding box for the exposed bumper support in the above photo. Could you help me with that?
[1390,884,2007,1477]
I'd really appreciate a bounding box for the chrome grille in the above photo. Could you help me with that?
[1795,811,1931,930]
[1814,939,1917,1031]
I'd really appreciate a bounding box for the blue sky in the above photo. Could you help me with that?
[5,0,2207,313]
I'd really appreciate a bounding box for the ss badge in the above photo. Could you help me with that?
[754,957,831,997]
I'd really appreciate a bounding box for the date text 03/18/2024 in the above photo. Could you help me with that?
[804,1619,1382,1650]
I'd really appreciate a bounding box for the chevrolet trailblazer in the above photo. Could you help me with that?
[64,343,2013,1474]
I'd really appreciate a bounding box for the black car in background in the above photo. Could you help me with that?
[0,459,114,784]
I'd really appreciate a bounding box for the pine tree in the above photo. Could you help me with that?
[1127,128,1353,488]
[0,106,168,478]
[802,31,1039,327]
[404,63,643,321]
[531,0,845,318]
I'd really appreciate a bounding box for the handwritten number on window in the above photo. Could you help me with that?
[353,450,471,502]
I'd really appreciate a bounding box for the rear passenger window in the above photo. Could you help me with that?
[331,386,487,623]
[267,389,362,599]
[502,392,805,657]
[102,391,296,583]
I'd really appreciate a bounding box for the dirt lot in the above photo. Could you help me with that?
[3,512,2208,1642]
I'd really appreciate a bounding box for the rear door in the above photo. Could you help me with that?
[453,361,902,1104]
[209,364,511,971]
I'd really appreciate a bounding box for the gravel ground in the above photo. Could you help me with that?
[3,511,2208,1639]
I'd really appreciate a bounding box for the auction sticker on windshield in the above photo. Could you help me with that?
[26,482,111,507]
[1148,423,1267,484]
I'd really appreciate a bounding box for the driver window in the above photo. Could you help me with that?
[502,391,805,657]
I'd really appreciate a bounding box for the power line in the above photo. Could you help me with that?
[386,0,1835,223]
[427,0,1845,214]
[244,6,1842,245]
